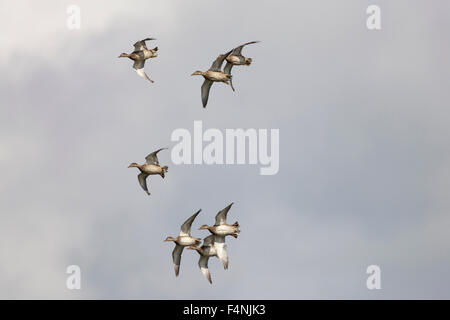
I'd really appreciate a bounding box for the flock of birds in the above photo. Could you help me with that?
[127,149,241,283]
[122,37,253,283]
[164,203,239,284]
[119,38,259,108]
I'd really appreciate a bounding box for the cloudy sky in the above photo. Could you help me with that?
[1,0,449,299]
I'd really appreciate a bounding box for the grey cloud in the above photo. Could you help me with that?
[0,0,449,299]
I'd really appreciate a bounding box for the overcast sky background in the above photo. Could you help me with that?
[1,0,449,299]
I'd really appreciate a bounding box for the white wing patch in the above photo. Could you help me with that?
[200,267,212,284]
[215,242,229,270]
[134,68,154,83]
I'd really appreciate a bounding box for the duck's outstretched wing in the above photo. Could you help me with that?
[198,255,212,284]
[138,173,150,195]
[209,50,233,72]
[215,202,233,225]
[133,52,153,82]
[231,41,259,55]
[180,209,201,236]
[201,79,213,108]
[172,244,184,276]
[133,59,145,70]
[145,148,167,165]
[133,38,156,51]
[214,235,229,270]
[224,62,233,76]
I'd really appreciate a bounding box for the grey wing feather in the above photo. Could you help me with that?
[172,244,184,276]
[215,202,233,225]
[145,148,167,165]
[224,62,233,75]
[214,235,225,245]
[137,173,149,194]
[202,235,215,247]
[201,79,213,108]
[198,255,212,284]
[180,209,201,236]
[133,38,156,51]
[209,50,233,72]
[232,41,259,55]
[133,41,145,51]
[133,59,145,70]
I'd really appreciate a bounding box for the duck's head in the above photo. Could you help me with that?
[118,53,129,58]
[199,224,211,231]
[128,162,139,168]
[191,71,204,76]
[164,236,177,242]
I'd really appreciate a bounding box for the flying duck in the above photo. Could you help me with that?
[191,50,233,108]
[128,148,168,195]
[187,235,218,284]
[164,210,202,276]
[118,38,158,83]
[224,41,259,89]
[199,203,239,270]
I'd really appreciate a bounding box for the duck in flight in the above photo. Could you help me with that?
[119,38,158,83]
[164,210,202,277]
[224,41,259,89]
[199,203,239,270]
[191,50,233,108]
[187,235,218,284]
[128,148,168,195]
